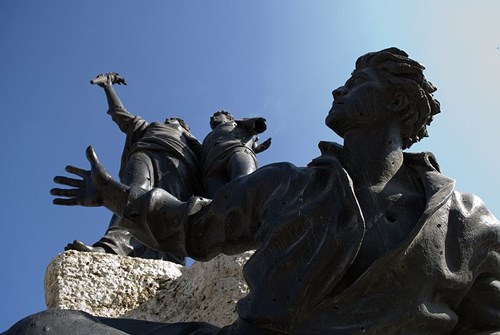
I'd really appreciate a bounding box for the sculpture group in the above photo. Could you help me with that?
[4,48,500,335]
[65,72,271,263]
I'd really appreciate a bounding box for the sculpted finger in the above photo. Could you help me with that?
[53,198,78,206]
[53,176,82,187]
[50,188,79,197]
[86,145,101,167]
[65,165,88,178]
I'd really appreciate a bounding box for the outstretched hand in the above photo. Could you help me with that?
[90,72,127,87]
[51,146,113,207]
[254,137,272,153]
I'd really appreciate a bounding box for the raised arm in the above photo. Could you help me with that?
[235,117,267,135]
[90,72,127,109]
[90,72,146,134]
[253,137,272,153]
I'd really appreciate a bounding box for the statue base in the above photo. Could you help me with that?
[44,250,252,327]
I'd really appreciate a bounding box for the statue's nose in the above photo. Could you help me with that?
[332,86,347,99]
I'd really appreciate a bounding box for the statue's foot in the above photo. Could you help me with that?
[65,240,106,253]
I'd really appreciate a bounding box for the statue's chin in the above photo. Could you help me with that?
[325,114,345,139]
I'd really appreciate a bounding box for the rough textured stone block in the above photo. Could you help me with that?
[44,250,252,327]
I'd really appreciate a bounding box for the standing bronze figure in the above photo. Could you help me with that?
[202,110,271,197]
[65,73,202,262]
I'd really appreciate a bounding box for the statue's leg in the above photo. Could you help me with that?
[64,152,154,256]
[1,309,128,335]
[2,309,225,335]
[93,152,155,257]
[228,150,258,180]
[92,214,135,255]
[123,151,154,189]
[100,318,222,335]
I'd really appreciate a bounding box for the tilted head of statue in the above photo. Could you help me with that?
[326,47,441,149]
[165,117,191,132]
[210,110,235,129]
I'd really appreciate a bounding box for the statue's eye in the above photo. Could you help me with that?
[346,76,366,88]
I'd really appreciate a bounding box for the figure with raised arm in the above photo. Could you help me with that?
[201,110,271,197]
[65,72,202,263]
[6,49,500,334]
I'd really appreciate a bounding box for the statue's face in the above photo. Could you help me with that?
[165,118,180,126]
[326,67,393,137]
[210,114,233,129]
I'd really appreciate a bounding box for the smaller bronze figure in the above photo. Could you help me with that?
[65,73,203,262]
[201,110,271,197]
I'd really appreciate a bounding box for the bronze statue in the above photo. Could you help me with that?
[5,48,500,334]
[202,110,271,197]
[65,73,203,263]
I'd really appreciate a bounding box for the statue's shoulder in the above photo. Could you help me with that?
[256,161,302,177]
[405,151,500,236]
[436,189,500,268]
[451,191,500,233]
[248,162,318,188]
[404,151,441,173]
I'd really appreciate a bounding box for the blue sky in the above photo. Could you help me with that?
[1,1,499,330]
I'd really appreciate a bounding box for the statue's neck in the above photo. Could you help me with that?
[342,123,404,190]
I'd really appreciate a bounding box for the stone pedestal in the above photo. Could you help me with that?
[45,250,252,327]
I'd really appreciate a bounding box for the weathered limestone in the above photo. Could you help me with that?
[44,250,252,327]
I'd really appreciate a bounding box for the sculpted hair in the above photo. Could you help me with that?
[165,117,190,131]
[355,47,441,149]
[212,110,234,120]
[210,110,235,129]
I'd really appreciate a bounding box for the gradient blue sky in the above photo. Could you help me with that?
[1,1,499,330]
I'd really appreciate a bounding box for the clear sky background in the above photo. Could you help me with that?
[1,0,499,330]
